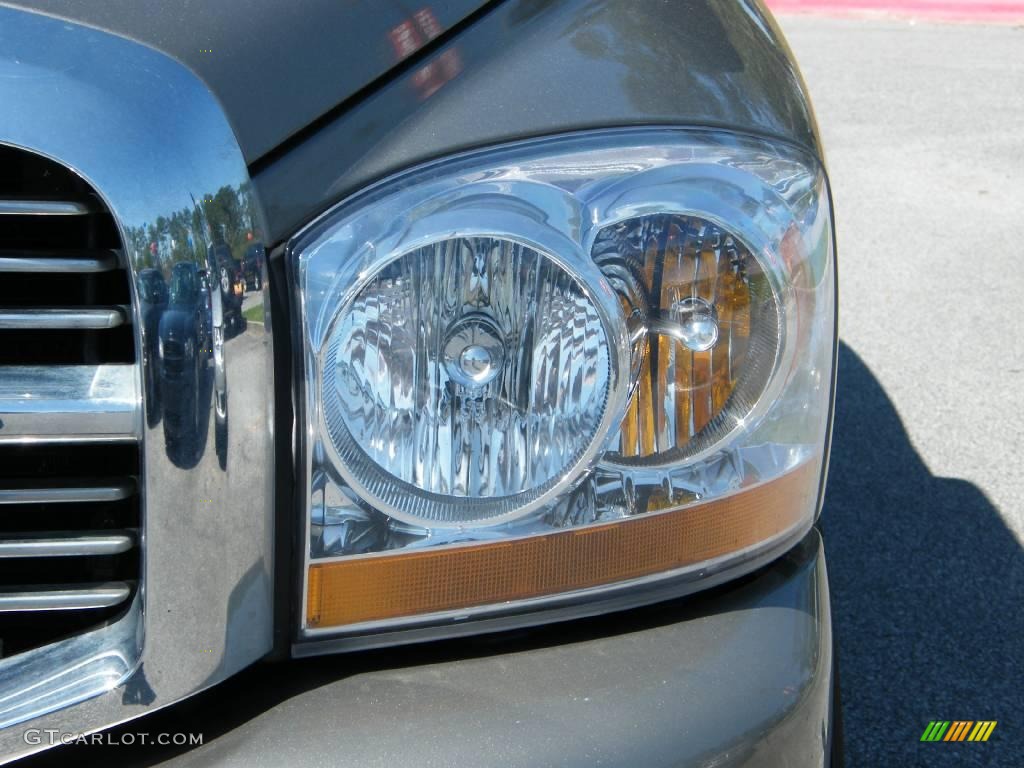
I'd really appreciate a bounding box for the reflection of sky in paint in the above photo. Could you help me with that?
[0,8,250,242]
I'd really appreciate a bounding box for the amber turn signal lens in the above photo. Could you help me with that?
[593,214,777,466]
[306,462,815,629]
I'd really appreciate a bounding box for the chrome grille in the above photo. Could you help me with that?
[0,146,141,659]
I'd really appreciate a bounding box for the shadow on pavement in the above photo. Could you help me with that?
[825,342,1022,767]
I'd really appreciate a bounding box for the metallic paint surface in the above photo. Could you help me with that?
[0,0,492,163]
[0,6,274,762]
[253,0,821,242]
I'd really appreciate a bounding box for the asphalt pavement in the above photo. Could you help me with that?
[775,13,1024,767]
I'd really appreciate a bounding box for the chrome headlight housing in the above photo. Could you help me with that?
[292,129,834,645]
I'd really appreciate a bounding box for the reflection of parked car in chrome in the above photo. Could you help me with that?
[137,268,168,427]
[242,242,264,292]
[210,241,245,334]
[158,263,207,447]
[210,281,229,470]
[197,268,213,348]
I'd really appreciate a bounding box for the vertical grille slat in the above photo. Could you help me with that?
[0,145,141,659]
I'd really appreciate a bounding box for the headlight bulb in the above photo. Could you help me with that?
[442,315,505,388]
[668,297,720,352]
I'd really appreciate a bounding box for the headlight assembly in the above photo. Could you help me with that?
[291,130,834,645]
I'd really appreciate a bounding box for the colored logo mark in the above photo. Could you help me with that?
[920,721,997,742]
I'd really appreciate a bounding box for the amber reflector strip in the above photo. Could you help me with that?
[306,462,815,629]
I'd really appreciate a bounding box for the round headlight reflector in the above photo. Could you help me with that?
[321,236,615,525]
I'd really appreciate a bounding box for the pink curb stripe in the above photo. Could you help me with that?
[765,0,1024,22]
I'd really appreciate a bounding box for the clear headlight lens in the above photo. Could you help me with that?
[293,130,834,642]
[322,236,618,525]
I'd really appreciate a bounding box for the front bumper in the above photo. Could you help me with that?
[40,530,832,768]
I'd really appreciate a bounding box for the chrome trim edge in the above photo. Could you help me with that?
[0,6,275,761]
[0,594,141,730]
